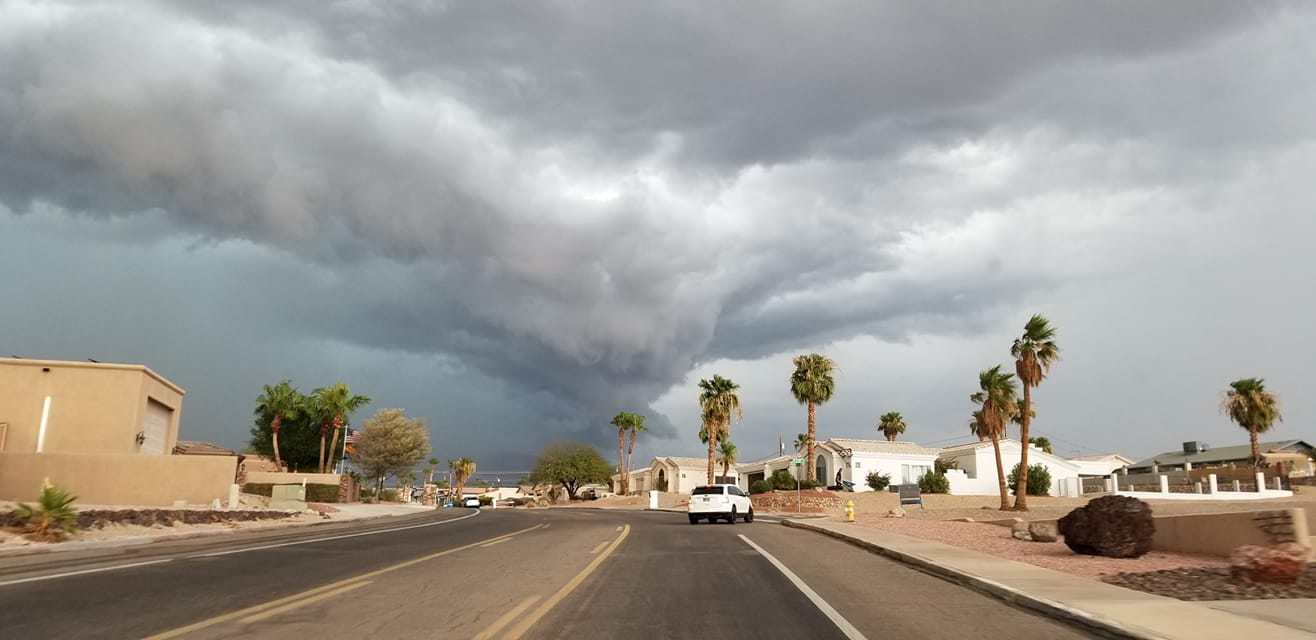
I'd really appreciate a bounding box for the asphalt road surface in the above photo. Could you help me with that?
[0,508,1096,639]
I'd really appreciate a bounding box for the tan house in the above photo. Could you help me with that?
[0,357,238,506]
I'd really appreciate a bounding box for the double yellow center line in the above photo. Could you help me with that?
[145,524,545,639]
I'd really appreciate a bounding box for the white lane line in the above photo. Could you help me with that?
[739,535,868,640]
[190,510,480,558]
[0,558,172,588]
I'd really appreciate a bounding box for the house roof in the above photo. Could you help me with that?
[1128,440,1312,469]
[1068,453,1134,464]
[821,438,941,457]
[937,438,1082,470]
[937,440,995,454]
[0,356,185,395]
[662,456,714,468]
[172,441,238,456]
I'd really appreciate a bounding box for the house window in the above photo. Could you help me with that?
[853,462,861,468]
[681,474,685,478]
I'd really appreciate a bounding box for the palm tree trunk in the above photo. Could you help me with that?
[806,400,816,482]
[617,428,626,494]
[270,414,283,470]
[626,430,637,495]
[991,433,1010,510]
[707,422,717,484]
[317,426,328,473]
[1250,428,1261,469]
[1013,384,1032,511]
[327,419,343,475]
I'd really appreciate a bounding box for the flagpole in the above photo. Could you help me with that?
[338,428,349,474]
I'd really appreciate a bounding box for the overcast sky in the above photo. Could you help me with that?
[2,1,1313,474]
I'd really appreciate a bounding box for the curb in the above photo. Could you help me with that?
[782,519,1155,640]
[0,509,433,561]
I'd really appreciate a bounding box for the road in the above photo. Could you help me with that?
[0,508,1095,639]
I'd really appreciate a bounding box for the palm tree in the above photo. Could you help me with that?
[698,375,742,485]
[1222,378,1283,469]
[790,353,836,482]
[313,382,371,473]
[626,414,647,495]
[427,458,439,484]
[1010,314,1060,511]
[1028,436,1053,454]
[254,380,302,471]
[611,412,629,493]
[717,440,738,483]
[452,457,476,498]
[971,365,1020,510]
[877,411,906,442]
[794,433,808,453]
[968,410,988,442]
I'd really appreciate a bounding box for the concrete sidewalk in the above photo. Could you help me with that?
[785,518,1315,640]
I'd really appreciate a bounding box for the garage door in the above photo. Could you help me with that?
[141,399,171,454]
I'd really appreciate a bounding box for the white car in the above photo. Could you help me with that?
[687,484,753,524]
[461,495,481,508]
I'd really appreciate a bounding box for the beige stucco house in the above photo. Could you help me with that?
[0,357,238,506]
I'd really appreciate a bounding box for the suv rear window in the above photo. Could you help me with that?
[691,486,726,496]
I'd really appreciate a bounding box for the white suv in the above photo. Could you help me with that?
[687,484,754,524]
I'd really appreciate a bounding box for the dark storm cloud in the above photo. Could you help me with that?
[2,1,1312,460]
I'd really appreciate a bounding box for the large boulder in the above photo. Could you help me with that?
[1229,543,1309,584]
[1028,521,1059,543]
[1057,495,1154,558]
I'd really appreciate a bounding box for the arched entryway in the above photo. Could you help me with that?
[816,455,827,485]
[656,468,667,492]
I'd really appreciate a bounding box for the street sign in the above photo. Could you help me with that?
[791,458,804,465]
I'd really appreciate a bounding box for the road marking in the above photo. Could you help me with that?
[502,524,630,639]
[0,558,172,588]
[191,510,480,558]
[589,541,608,554]
[480,538,509,548]
[739,535,868,640]
[146,523,543,639]
[472,594,541,640]
[240,580,371,624]
[615,526,622,532]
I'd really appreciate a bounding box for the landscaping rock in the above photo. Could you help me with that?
[1028,521,1059,543]
[1011,521,1032,541]
[885,507,906,518]
[1057,495,1154,558]
[1229,542,1310,584]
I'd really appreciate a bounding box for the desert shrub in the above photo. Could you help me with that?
[479,495,494,506]
[749,479,775,494]
[1007,463,1052,496]
[865,471,891,491]
[379,489,399,502]
[917,470,950,494]
[15,481,79,542]
[770,469,798,490]
[799,479,823,490]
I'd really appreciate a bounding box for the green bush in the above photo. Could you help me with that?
[770,469,798,490]
[799,479,823,490]
[379,489,399,502]
[241,483,341,503]
[1007,463,1052,496]
[749,479,775,494]
[865,471,891,491]
[15,481,79,542]
[479,495,494,506]
[917,470,950,494]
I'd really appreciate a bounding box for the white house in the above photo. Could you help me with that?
[1067,453,1134,477]
[617,456,736,494]
[734,438,941,492]
[937,439,1084,497]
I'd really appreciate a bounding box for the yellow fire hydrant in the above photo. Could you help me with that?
[845,500,855,522]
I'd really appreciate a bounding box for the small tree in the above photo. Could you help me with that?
[917,469,949,494]
[865,471,891,491]
[353,409,430,497]
[1007,463,1052,496]
[528,442,612,500]
[1028,437,1053,454]
[15,480,79,542]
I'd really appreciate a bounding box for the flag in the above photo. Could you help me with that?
[779,435,784,457]
[345,429,360,444]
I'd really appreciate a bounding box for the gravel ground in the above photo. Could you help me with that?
[1105,565,1316,600]
[851,516,1228,579]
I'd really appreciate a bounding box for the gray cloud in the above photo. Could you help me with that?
[2,1,1313,466]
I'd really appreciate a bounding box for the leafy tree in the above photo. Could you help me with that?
[877,411,906,442]
[528,442,612,500]
[1010,314,1060,511]
[1008,463,1053,496]
[254,380,303,470]
[312,382,371,473]
[248,401,324,472]
[717,440,738,482]
[698,375,742,484]
[865,471,891,491]
[1028,436,1053,454]
[971,365,1020,510]
[352,408,430,496]
[1222,377,1283,469]
[790,353,836,481]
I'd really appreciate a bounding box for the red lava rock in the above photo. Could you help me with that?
[1229,543,1310,584]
